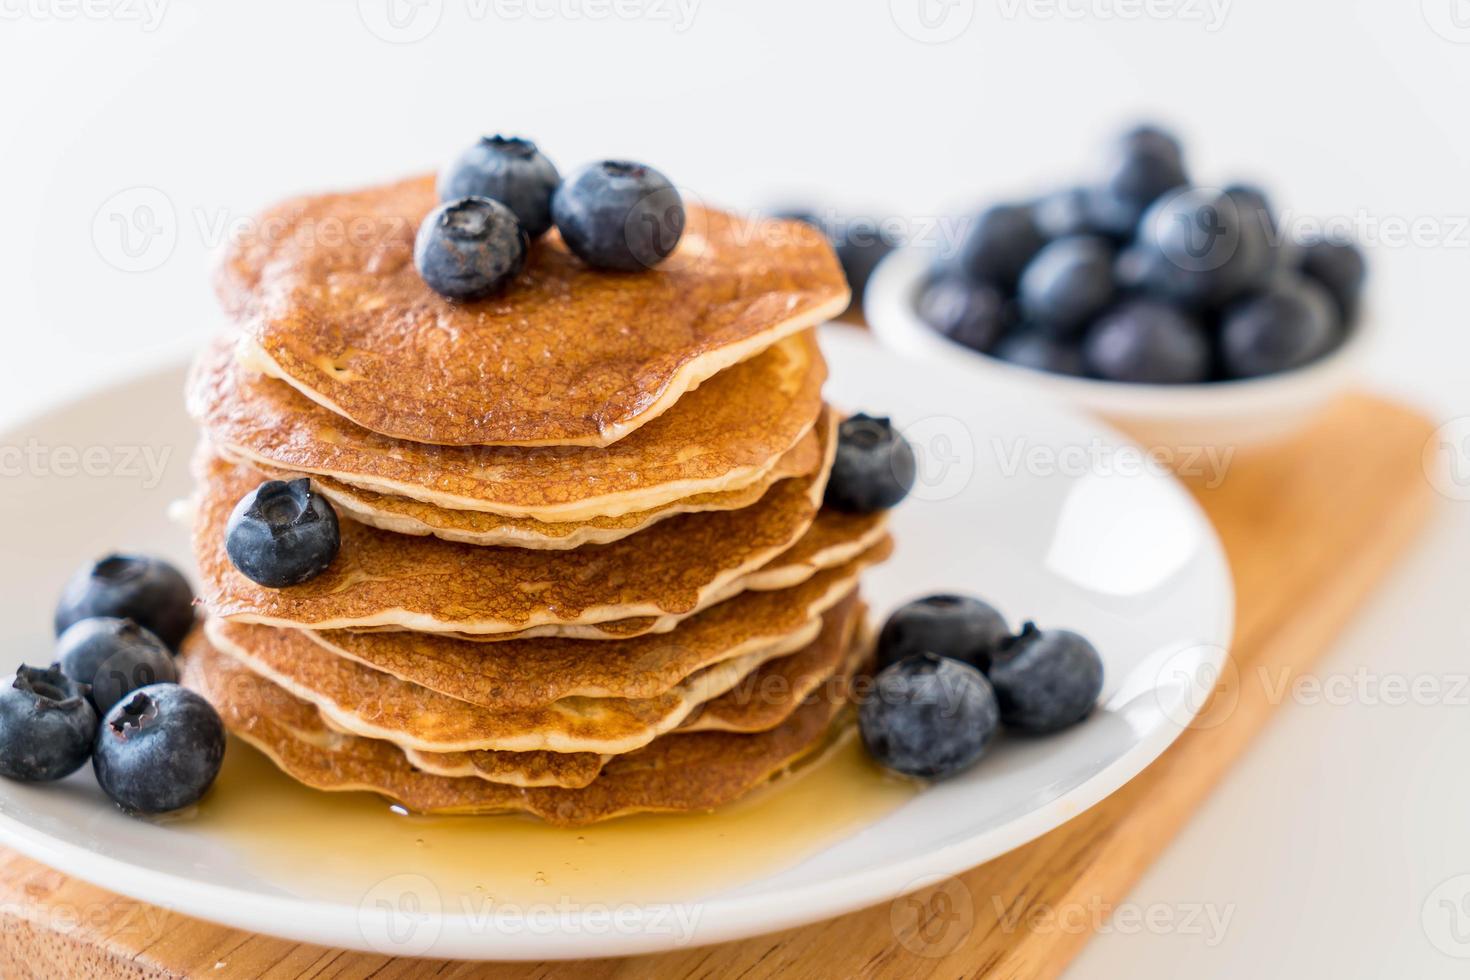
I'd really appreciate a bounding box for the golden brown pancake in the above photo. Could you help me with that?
[303,546,883,708]
[223,414,826,550]
[202,598,857,755]
[406,602,869,785]
[682,608,870,735]
[192,441,831,634]
[430,515,892,645]
[402,747,606,787]
[217,175,848,447]
[190,330,827,522]
[182,629,856,824]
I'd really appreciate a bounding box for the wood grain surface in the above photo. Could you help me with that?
[0,393,1437,979]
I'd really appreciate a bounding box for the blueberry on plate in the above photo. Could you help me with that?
[1219,275,1341,379]
[1083,299,1211,384]
[552,160,685,272]
[824,414,916,513]
[93,684,225,814]
[876,595,1011,673]
[1296,233,1366,323]
[438,135,561,239]
[0,665,97,782]
[414,196,528,301]
[992,331,1088,377]
[988,622,1104,734]
[1017,235,1116,337]
[54,554,194,652]
[916,273,1006,352]
[860,654,1000,780]
[226,479,341,588]
[56,617,178,715]
[957,203,1046,289]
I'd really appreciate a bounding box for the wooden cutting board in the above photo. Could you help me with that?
[0,393,1436,979]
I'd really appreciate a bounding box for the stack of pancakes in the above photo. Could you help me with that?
[179,176,894,825]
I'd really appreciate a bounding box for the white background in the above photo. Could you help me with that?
[2,0,1469,975]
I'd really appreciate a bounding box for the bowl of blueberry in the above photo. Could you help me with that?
[865,124,1371,451]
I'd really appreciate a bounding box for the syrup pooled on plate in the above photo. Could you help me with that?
[185,730,916,911]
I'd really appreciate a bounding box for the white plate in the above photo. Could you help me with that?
[0,326,1232,960]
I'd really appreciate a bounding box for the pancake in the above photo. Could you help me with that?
[182,630,857,825]
[303,547,882,708]
[202,597,858,755]
[218,175,848,447]
[192,434,832,634]
[223,414,827,550]
[190,330,827,522]
[406,602,869,785]
[360,520,891,644]
[402,746,607,786]
[682,606,871,735]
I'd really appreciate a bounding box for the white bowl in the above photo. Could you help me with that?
[866,247,1371,452]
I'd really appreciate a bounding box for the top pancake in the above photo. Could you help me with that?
[218,175,849,447]
[189,329,827,522]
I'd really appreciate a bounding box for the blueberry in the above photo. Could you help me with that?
[988,622,1103,734]
[1083,299,1211,384]
[860,654,1000,780]
[1086,133,1189,238]
[0,665,97,782]
[93,684,225,814]
[769,206,823,227]
[831,216,899,309]
[1033,187,1097,241]
[56,617,177,715]
[551,160,684,272]
[1297,233,1366,323]
[54,555,194,652]
[1219,275,1340,379]
[823,414,916,514]
[1118,123,1184,165]
[992,331,1088,377]
[438,135,560,239]
[957,203,1046,289]
[916,273,1006,352]
[1131,187,1274,307]
[414,197,528,301]
[1018,236,1116,337]
[876,595,1011,673]
[225,479,341,588]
